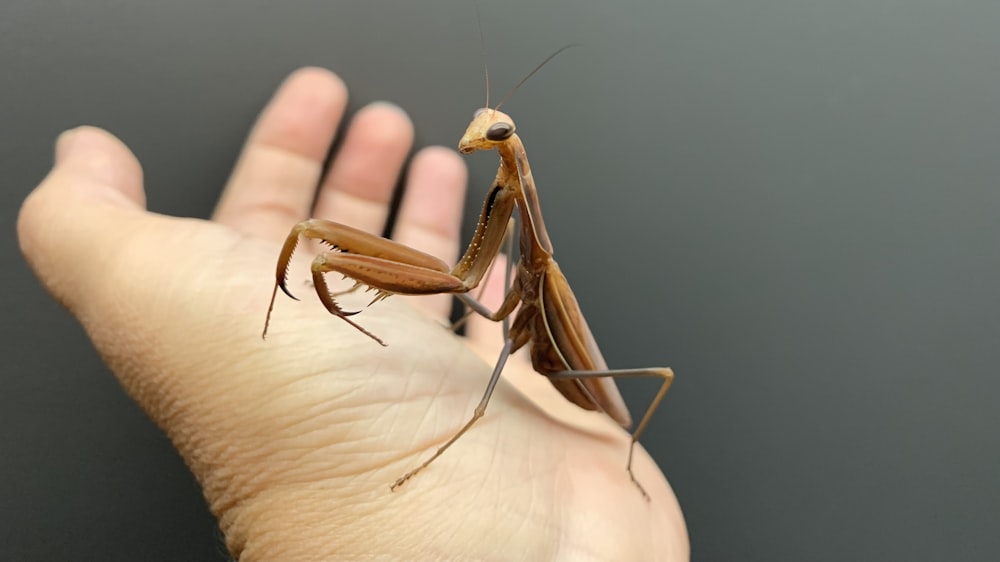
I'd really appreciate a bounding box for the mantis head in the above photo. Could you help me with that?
[459,108,516,154]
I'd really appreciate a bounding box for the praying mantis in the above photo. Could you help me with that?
[262,49,674,500]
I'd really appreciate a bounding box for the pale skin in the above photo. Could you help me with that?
[17,67,689,561]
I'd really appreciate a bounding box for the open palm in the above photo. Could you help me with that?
[18,68,687,561]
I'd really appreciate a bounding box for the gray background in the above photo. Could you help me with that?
[2,0,998,560]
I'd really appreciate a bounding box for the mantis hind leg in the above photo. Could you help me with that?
[547,366,674,500]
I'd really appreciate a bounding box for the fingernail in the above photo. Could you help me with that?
[54,128,78,165]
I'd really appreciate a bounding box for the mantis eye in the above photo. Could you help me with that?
[486,122,514,141]
[474,108,488,118]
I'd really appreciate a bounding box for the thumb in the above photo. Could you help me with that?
[18,126,147,314]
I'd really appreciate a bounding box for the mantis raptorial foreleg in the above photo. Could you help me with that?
[450,217,517,334]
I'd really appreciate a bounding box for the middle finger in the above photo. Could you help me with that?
[313,102,413,234]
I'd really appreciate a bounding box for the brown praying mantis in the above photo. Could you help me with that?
[262,49,674,500]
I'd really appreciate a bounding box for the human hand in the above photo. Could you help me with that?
[17,68,688,561]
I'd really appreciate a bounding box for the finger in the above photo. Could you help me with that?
[18,126,147,314]
[313,102,413,234]
[213,67,348,240]
[391,146,467,319]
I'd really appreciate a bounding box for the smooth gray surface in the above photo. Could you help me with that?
[3,1,999,560]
